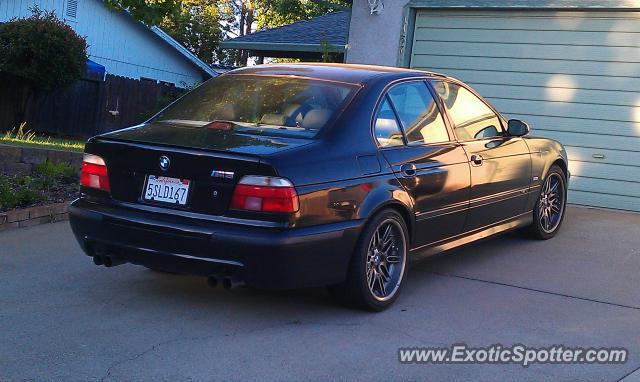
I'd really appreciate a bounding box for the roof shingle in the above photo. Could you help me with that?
[221,11,349,51]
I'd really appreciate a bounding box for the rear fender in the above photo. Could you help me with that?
[357,179,415,241]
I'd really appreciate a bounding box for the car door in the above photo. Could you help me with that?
[374,80,471,247]
[430,80,531,232]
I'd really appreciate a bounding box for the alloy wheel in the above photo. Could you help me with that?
[538,173,565,234]
[365,219,407,301]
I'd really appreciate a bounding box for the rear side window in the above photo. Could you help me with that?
[374,97,404,147]
[432,81,502,141]
[387,82,449,145]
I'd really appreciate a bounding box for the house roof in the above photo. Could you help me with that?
[150,26,218,77]
[220,11,350,53]
[408,0,640,9]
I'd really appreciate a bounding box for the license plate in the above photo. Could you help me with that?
[143,175,190,205]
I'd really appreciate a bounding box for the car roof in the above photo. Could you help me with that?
[226,63,446,85]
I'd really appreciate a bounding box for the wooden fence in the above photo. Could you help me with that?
[0,74,184,138]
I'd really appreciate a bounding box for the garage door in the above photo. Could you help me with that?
[410,10,640,212]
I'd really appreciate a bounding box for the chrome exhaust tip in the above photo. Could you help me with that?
[103,255,125,267]
[222,275,245,289]
[207,275,220,288]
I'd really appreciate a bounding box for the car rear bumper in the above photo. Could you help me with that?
[69,198,363,289]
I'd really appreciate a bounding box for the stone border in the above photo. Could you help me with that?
[0,144,83,176]
[0,202,70,231]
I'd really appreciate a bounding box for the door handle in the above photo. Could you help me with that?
[470,154,483,166]
[400,163,417,177]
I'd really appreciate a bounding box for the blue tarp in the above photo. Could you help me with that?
[85,59,106,79]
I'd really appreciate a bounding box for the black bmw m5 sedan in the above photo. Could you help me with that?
[70,63,569,310]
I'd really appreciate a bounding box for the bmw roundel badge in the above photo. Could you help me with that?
[159,155,171,171]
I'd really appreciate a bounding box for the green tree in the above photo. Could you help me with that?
[104,0,181,26]
[105,0,351,66]
[160,0,226,64]
[0,7,88,128]
[221,0,350,66]
[219,0,255,66]
[254,0,350,30]
[106,0,237,65]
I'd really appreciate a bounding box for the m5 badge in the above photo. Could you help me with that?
[211,170,234,179]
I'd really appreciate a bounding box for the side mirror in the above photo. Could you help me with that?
[507,119,530,137]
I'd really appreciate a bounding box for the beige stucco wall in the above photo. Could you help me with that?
[345,1,410,66]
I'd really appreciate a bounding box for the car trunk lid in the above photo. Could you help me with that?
[86,137,278,216]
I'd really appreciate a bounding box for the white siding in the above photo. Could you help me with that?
[0,0,205,87]
[345,3,405,66]
[411,10,640,212]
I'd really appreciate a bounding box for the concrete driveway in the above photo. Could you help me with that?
[1,206,639,381]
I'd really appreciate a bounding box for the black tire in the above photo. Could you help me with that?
[528,164,568,240]
[329,209,409,311]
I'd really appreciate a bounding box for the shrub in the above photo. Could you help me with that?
[0,177,17,210]
[15,186,45,206]
[0,7,88,126]
[0,7,88,91]
[0,175,45,210]
[35,160,78,183]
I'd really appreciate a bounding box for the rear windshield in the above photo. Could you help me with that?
[151,74,357,139]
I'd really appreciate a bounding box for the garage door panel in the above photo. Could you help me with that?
[505,114,638,139]
[417,28,640,48]
[568,161,640,182]
[412,55,640,77]
[565,146,640,167]
[491,98,637,124]
[570,176,640,199]
[528,130,640,152]
[473,83,639,108]
[569,190,640,212]
[416,12,640,33]
[413,41,640,64]
[412,10,640,211]
[439,69,640,93]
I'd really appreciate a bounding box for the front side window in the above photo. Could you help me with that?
[432,81,502,141]
[374,97,404,147]
[387,82,449,145]
[152,75,357,138]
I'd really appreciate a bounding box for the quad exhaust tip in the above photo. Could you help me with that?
[222,275,245,289]
[103,255,123,267]
[207,275,219,288]
[208,274,245,289]
[92,253,125,268]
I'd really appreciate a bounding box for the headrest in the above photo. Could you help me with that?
[301,109,332,130]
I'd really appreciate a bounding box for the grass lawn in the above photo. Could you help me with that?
[0,136,85,152]
[1,124,85,152]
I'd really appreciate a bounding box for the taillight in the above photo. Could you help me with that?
[230,176,299,213]
[80,154,110,192]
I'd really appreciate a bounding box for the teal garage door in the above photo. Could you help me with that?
[410,10,640,212]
